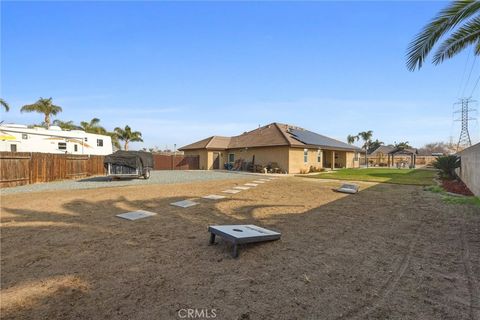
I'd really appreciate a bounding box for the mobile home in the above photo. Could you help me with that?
[0,124,113,155]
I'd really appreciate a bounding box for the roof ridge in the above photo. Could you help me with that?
[273,123,292,146]
[204,136,216,149]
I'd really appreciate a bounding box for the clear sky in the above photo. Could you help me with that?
[1,1,479,150]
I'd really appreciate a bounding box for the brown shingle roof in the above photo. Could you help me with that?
[179,122,359,151]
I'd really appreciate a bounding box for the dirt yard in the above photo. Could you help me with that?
[1,176,479,320]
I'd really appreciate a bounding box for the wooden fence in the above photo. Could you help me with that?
[0,152,105,188]
[153,154,199,170]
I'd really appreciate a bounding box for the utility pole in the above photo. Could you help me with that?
[454,98,477,151]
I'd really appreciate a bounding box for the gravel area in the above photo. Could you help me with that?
[0,171,256,195]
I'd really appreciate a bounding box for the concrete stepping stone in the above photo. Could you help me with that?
[222,189,241,194]
[170,200,199,208]
[244,183,258,187]
[253,180,266,183]
[234,186,250,190]
[202,194,226,200]
[116,210,157,221]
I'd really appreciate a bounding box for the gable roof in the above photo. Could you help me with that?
[369,145,394,155]
[179,122,361,151]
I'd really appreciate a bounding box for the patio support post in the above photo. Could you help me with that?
[331,151,335,170]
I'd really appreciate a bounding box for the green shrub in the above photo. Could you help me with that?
[432,155,460,179]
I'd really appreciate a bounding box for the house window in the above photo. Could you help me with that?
[10,144,17,152]
[304,149,308,163]
[58,142,67,150]
[228,153,235,163]
[22,133,28,140]
[97,139,103,147]
[74,144,78,152]
[317,149,322,162]
[354,152,359,161]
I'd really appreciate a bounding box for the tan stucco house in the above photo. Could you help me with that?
[179,123,361,173]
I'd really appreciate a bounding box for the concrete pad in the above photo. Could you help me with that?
[116,210,157,221]
[253,180,266,183]
[222,189,241,194]
[233,186,250,190]
[244,183,258,187]
[202,194,226,200]
[259,179,270,181]
[170,200,199,208]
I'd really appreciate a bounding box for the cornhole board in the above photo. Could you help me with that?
[170,200,199,208]
[336,184,360,194]
[202,195,226,200]
[208,225,281,258]
[222,189,241,194]
[116,210,157,221]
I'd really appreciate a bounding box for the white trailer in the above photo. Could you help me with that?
[0,124,113,155]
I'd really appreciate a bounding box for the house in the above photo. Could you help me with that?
[0,123,113,155]
[179,123,361,173]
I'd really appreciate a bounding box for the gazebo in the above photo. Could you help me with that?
[387,148,418,168]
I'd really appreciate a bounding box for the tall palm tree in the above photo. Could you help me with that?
[407,1,480,71]
[53,119,78,130]
[0,99,10,112]
[114,125,143,151]
[80,118,107,134]
[358,130,373,168]
[20,98,62,128]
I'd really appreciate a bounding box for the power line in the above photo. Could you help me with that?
[457,47,472,98]
[469,74,480,98]
[462,54,477,97]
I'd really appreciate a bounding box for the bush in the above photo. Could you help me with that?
[432,155,460,179]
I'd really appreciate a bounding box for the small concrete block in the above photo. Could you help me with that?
[244,183,258,187]
[170,200,199,208]
[233,186,250,190]
[202,194,226,200]
[116,210,157,221]
[222,189,241,194]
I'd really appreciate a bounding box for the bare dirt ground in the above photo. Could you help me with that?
[1,176,479,320]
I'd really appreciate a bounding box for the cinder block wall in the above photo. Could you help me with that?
[457,143,480,196]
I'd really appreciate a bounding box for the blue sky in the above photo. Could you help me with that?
[1,1,479,150]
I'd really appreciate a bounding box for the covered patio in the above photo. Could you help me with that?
[387,148,418,168]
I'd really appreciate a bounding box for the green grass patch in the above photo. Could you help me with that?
[305,168,437,186]
[442,196,480,207]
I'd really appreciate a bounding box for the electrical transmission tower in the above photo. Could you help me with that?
[454,98,477,151]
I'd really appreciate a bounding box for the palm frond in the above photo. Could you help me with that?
[406,0,480,71]
[0,99,10,112]
[433,16,480,64]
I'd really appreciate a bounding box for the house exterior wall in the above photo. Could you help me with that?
[225,146,290,172]
[184,146,359,172]
[288,148,323,173]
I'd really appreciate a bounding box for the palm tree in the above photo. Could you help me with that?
[0,99,10,112]
[347,134,358,144]
[358,130,373,168]
[407,1,480,71]
[53,119,78,130]
[80,118,107,134]
[20,98,62,128]
[114,125,143,151]
[394,141,412,150]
